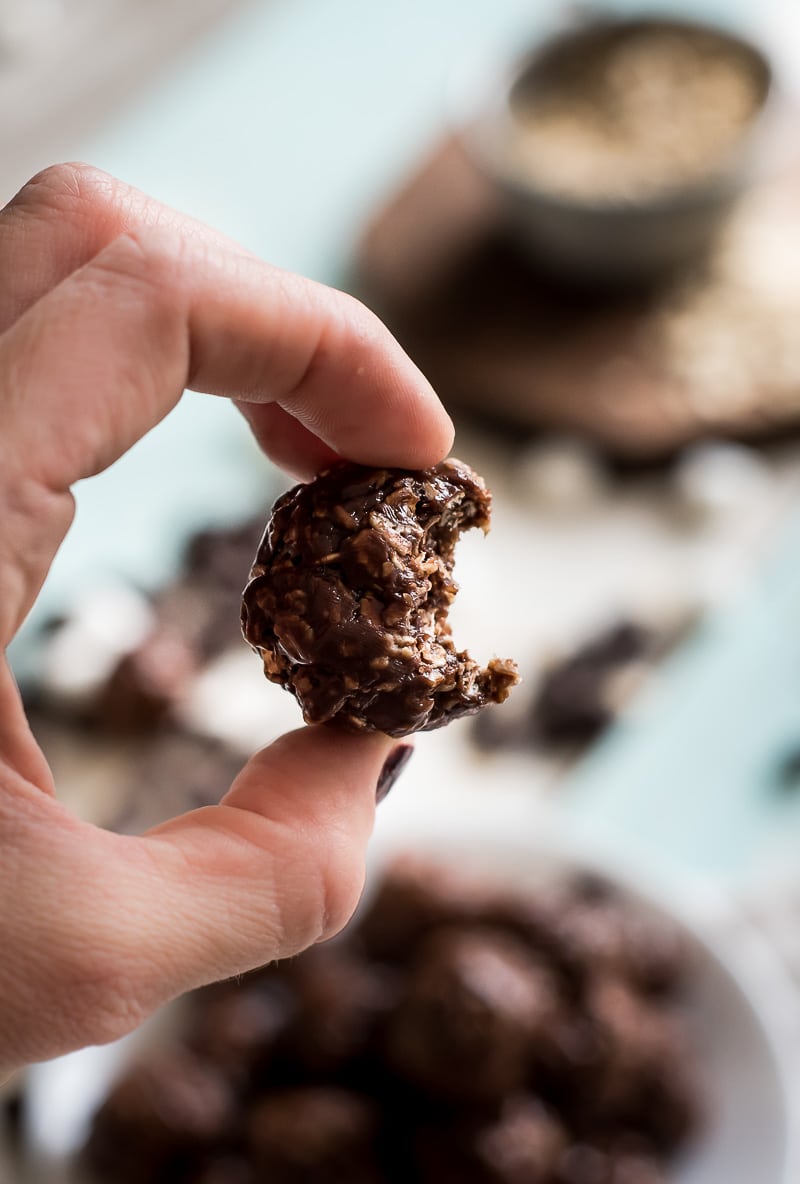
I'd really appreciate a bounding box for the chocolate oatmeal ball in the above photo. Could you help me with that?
[84,1050,235,1184]
[246,1088,381,1184]
[473,1097,567,1184]
[276,945,398,1079]
[356,855,506,962]
[184,982,291,1086]
[241,459,519,737]
[385,928,558,1101]
[547,976,699,1139]
[530,622,653,748]
[158,514,269,660]
[185,1158,256,1184]
[556,1142,667,1184]
[548,886,687,997]
[91,627,196,734]
[356,855,562,967]
[417,1096,566,1184]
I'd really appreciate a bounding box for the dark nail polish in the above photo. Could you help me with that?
[376,744,413,804]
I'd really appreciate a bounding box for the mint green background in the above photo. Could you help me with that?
[10,0,799,887]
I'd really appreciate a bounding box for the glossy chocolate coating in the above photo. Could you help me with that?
[241,459,518,737]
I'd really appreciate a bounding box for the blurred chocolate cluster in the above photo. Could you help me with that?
[19,513,271,834]
[471,616,694,759]
[83,858,702,1184]
[27,513,267,738]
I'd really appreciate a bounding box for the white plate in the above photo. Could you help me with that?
[368,817,800,1184]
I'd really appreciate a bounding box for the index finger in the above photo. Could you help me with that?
[0,163,244,333]
[1,225,453,481]
[0,219,453,641]
[0,162,454,480]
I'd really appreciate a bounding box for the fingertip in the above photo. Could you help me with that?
[411,379,456,467]
[227,724,395,816]
[270,285,454,473]
[439,402,457,458]
[367,333,455,470]
[146,726,400,967]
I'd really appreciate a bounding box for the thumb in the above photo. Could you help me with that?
[0,727,409,1072]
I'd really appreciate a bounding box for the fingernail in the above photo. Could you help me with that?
[376,744,414,804]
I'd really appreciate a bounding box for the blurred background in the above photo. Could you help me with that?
[5,0,800,1181]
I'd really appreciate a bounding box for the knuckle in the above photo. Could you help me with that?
[7,161,115,220]
[92,226,177,290]
[0,473,73,638]
[86,226,190,334]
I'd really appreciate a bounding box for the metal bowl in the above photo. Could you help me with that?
[461,15,777,285]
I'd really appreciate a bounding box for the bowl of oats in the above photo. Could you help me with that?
[464,15,776,283]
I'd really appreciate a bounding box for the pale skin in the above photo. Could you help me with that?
[0,163,454,1077]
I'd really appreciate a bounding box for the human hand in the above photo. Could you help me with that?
[0,163,453,1075]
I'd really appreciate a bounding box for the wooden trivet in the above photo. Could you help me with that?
[354,138,800,460]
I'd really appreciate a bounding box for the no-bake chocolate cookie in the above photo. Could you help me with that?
[84,1050,235,1184]
[247,1088,381,1184]
[385,928,558,1101]
[416,1096,567,1184]
[241,459,519,736]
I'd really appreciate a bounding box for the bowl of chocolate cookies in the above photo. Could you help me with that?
[57,825,798,1184]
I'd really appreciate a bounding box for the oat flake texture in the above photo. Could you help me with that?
[241,458,519,737]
